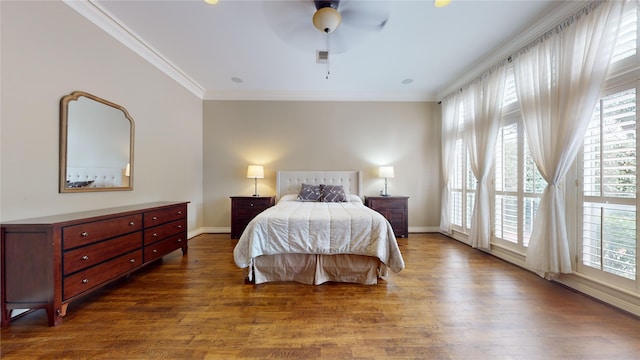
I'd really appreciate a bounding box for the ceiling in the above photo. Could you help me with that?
[78,0,575,102]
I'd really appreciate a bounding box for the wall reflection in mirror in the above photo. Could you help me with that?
[60,91,134,192]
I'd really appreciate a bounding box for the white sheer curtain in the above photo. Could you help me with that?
[464,67,507,249]
[440,93,461,234]
[513,0,626,277]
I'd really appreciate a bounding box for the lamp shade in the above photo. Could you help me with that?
[379,166,394,178]
[247,165,264,179]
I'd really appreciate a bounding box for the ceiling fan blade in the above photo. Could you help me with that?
[340,9,389,31]
[261,0,390,55]
[262,1,318,53]
[339,0,389,31]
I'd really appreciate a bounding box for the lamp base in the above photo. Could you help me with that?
[252,194,260,197]
[380,190,391,197]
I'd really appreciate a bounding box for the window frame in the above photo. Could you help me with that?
[576,81,639,291]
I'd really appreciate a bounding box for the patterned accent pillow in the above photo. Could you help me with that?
[320,184,347,202]
[297,183,321,201]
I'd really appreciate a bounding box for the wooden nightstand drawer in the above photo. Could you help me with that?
[230,196,276,239]
[365,196,409,238]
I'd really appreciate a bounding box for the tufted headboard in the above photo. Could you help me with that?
[276,170,362,200]
[66,167,123,188]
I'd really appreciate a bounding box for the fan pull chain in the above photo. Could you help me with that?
[325,33,330,80]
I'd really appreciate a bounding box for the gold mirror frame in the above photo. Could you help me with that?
[59,91,134,193]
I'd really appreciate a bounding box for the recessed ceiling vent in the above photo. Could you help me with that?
[316,50,329,64]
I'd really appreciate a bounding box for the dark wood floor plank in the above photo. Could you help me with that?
[1,233,639,359]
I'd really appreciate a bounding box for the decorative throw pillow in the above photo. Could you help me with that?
[320,184,347,202]
[297,183,321,201]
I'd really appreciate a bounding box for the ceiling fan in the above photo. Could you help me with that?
[262,0,390,55]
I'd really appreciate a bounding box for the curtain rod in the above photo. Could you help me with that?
[439,0,605,104]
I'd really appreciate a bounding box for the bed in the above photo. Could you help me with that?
[233,170,405,285]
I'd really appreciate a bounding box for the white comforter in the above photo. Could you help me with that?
[233,198,405,273]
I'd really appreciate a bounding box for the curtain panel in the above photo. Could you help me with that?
[513,0,626,277]
[440,93,461,234]
[463,67,507,250]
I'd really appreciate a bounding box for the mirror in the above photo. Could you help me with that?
[60,91,134,193]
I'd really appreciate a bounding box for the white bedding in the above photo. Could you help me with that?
[233,195,405,278]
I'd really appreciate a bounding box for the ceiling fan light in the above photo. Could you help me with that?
[312,7,342,33]
[434,0,452,8]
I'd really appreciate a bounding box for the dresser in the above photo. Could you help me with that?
[230,196,276,239]
[365,196,409,238]
[0,201,188,327]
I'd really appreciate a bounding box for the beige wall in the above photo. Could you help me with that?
[0,1,204,233]
[203,100,442,232]
[0,1,442,235]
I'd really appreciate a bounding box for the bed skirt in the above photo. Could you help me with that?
[251,253,387,285]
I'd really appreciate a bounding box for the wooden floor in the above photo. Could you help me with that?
[1,233,639,360]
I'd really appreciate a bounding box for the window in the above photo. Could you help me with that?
[494,72,546,250]
[578,3,638,287]
[580,88,637,283]
[447,2,638,279]
[451,105,475,235]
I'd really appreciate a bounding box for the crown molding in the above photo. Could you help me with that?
[63,0,205,99]
[204,90,438,102]
[436,0,587,100]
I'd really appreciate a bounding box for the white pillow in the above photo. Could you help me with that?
[348,194,363,204]
[278,194,299,203]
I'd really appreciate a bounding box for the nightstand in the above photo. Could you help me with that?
[230,196,276,239]
[365,196,409,238]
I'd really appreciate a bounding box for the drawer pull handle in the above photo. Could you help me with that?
[152,216,158,220]
[177,239,182,243]
[129,259,136,263]
[153,233,158,237]
[250,203,254,207]
[178,211,182,215]
[81,231,89,237]
[152,249,158,253]
[81,255,89,261]
[177,225,182,229]
[129,221,135,226]
[82,279,89,284]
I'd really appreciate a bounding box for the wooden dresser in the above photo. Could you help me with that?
[0,201,188,327]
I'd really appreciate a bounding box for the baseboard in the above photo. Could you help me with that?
[187,228,205,239]
[555,273,640,317]
[200,227,230,234]
[440,231,640,318]
[409,226,440,233]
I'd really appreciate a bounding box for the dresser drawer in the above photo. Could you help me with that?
[63,215,142,250]
[63,250,142,300]
[63,232,142,275]
[143,219,186,246]
[144,233,186,262]
[144,205,186,227]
